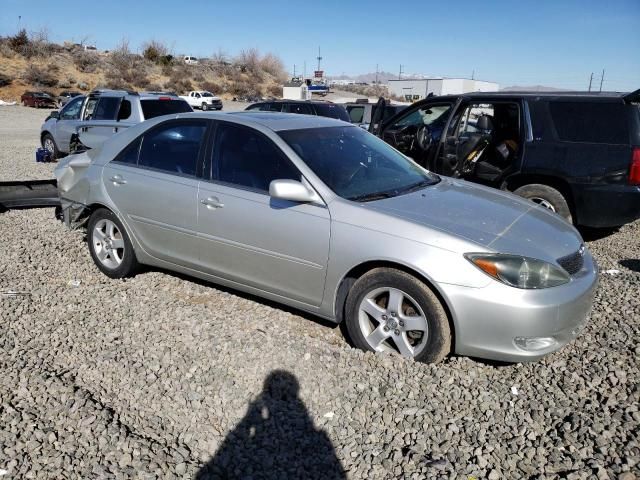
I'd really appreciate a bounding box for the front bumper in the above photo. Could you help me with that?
[441,251,598,362]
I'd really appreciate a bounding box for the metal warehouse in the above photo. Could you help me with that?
[388,78,499,101]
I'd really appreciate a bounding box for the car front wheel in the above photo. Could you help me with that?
[513,184,573,224]
[201,102,209,111]
[344,268,451,363]
[42,133,60,159]
[87,208,139,279]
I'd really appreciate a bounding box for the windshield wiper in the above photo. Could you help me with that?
[349,191,395,202]
[395,179,435,195]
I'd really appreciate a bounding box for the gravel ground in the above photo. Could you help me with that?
[0,105,639,479]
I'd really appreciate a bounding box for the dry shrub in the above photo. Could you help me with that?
[0,73,12,87]
[193,72,205,83]
[260,53,286,80]
[73,50,100,73]
[266,83,282,97]
[23,64,58,87]
[104,69,130,90]
[142,40,168,64]
[8,29,29,52]
[146,83,163,91]
[165,73,193,94]
[201,80,223,94]
[235,48,260,73]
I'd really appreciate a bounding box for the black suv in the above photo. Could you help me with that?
[372,90,640,228]
[246,100,350,122]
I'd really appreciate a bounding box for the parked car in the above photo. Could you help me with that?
[180,91,223,111]
[21,91,57,108]
[54,112,597,363]
[343,99,408,130]
[40,89,192,158]
[57,91,82,107]
[371,90,640,228]
[184,56,199,65]
[246,100,350,122]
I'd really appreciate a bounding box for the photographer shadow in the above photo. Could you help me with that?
[196,370,346,480]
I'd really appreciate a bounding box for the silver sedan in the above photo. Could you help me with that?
[54,112,598,363]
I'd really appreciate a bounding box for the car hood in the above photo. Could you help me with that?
[364,177,583,262]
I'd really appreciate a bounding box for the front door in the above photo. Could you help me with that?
[53,95,85,152]
[378,101,456,170]
[102,119,208,268]
[196,121,331,306]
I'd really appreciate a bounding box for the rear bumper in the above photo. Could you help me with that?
[441,251,598,362]
[0,180,60,211]
[573,183,640,227]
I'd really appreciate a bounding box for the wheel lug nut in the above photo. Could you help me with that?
[383,326,390,332]
[382,314,388,320]
[399,321,404,327]
[391,312,397,317]
[394,329,400,335]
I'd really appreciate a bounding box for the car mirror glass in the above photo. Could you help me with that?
[49,111,59,120]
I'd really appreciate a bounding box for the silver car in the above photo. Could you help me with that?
[54,112,598,363]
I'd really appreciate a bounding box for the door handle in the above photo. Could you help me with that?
[200,196,224,209]
[113,127,119,133]
[109,175,126,185]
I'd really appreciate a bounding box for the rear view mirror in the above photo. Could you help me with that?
[49,111,60,120]
[269,179,320,203]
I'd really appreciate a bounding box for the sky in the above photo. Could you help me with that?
[1,0,639,91]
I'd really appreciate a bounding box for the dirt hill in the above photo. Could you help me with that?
[0,31,287,103]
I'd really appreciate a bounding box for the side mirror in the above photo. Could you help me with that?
[269,179,320,203]
[49,111,60,120]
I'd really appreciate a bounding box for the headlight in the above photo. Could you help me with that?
[465,253,570,289]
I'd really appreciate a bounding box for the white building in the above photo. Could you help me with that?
[387,78,499,101]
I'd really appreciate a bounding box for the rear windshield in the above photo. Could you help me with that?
[140,99,192,119]
[313,103,350,122]
[549,101,629,144]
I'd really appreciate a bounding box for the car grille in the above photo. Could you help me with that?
[557,246,585,275]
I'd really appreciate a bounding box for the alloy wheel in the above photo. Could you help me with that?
[530,197,556,212]
[358,287,429,358]
[92,219,125,269]
[44,138,55,155]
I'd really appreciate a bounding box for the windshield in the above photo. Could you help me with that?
[140,99,192,119]
[278,126,439,201]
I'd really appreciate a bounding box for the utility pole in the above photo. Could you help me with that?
[316,46,322,72]
[293,64,296,78]
[303,61,306,80]
[599,69,605,92]
[588,72,593,92]
[375,64,379,85]
[471,69,475,80]
[398,64,404,80]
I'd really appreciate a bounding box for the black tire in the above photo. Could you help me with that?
[41,133,60,160]
[344,268,451,363]
[513,184,573,224]
[87,208,139,279]
[201,102,209,111]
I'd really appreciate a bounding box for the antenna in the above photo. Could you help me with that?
[316,46,322,72]
[398,64,404,80]
[588,72,593,92]
[599,69,605,92]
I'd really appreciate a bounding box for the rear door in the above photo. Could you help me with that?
[102,119,208,268]
[196,121,331,306]
[78,96,122,147]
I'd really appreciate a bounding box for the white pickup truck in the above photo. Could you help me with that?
[179,91,223,111]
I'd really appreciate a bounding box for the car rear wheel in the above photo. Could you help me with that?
[87,208,139,279]
[344,268,451,363]
[513,184,573,224]
[201,102,209,111]
[41,133,60,159]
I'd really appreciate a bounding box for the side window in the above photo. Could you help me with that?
[112,137,141,165]
[138,121,207,176]
[549,101,628,144]
[213,123,300,192]
[266,103,282,112]
[117,99,132,120]
[60,96,84,120]
[245,104,262,111]
[390,104,453,130]
[286,103,313,115]
[83,97,98,120]
[93,97,121,120]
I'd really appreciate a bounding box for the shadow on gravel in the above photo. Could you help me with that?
[578,226,619,241]
[619,259,640,272]
[196,370,346,480]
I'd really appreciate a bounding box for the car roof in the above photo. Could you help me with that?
[420,91,632,103]
[173,111,349,131]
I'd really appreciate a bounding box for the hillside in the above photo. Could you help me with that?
[0,31,287,102]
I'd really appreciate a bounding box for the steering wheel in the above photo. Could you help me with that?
[416,125,433,151]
